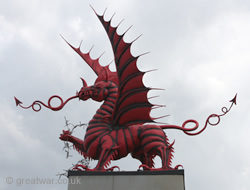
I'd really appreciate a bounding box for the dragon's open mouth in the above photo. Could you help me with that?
[79,88,98,101]
[79,91,91,100]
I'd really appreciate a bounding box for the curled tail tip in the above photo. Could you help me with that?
[14,96,22,106]
[230,93,237,105]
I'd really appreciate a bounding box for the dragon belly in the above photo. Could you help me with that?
[84,124,141,160]
[110,126,141,159]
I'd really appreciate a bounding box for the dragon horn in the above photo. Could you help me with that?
[80,77,88,87]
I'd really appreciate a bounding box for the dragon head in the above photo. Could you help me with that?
[78,77,110,102]
[61,34,119,103]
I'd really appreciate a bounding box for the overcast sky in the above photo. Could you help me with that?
[1,0,250,189]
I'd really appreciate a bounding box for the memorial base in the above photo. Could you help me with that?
[68,170,185,190]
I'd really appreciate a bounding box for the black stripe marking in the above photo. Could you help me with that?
[123,128,129,153]
[128,128,136,148]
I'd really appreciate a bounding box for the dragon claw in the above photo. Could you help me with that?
[72,164,120,172]
[106,166,120,171]
[73,164,92,171]
[138,164,151,171]
[174,165,183,170]
[59,130,71,141]
[138,164,182,171]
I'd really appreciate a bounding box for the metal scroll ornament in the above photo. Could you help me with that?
[15,7,236,171]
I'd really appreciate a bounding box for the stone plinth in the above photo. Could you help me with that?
[68,170,185,190]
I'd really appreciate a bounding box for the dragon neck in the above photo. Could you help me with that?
[89,82,118,126]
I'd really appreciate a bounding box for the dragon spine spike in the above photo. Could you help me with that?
[145,68,158,73]
[78,40,83,48]
[150,87,165,91]
[122,25,133,37]
[110,12,116,21]
[131,33,143,44]
[117,19,125,28]
[151,105,166,109]
[89,45,94,53]
[61,34,113,78]
[98,51,106,59]
[107,59,114,65]
[168,140,175,149]
[152,121,169,125]
[152,115,170,121]
[138,51,151,58]
[103,7,107,15]
[148,95,160,100]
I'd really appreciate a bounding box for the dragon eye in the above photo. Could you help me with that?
[96,84,102,89]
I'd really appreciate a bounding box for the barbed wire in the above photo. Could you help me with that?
[57,117,90,178]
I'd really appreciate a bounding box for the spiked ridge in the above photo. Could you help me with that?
[60,35,118,85]
[92,8,155,127]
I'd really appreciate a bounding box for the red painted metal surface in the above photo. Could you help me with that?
[15,7,236,171]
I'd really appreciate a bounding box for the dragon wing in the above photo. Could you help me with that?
[93,8,156,127]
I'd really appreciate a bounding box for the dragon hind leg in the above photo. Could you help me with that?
[93,136,119,171]
[156,145,173,170]
[138,145,175,171]
[131,150,155,170]
[139,125,176,170]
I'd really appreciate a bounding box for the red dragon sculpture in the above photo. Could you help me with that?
[15,7,236,171]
